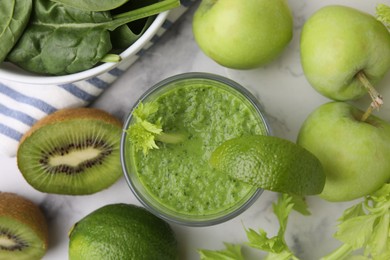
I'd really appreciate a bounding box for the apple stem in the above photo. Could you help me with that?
[356,71,383,122]
[361,103,375,122]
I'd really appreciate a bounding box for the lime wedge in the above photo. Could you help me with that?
[210,135,325,195]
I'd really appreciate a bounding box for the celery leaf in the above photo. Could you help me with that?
[198,243,244,260]
[246,228,286,253]
[337,203,365,222]
[365,212,389,257]
[133,102,159,121]
[290,195,311,216]
[334,214,377,249]
[197,193,312,259]
[377,4,390,28]
[273,194,294,235]
[126,102,184,155]
[128,122,160,155]
[246,193,300,259]
[322,183,390,259]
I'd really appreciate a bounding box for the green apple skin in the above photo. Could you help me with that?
[297,102,390,202]
[192,0,293,69]
[300,5,390,101]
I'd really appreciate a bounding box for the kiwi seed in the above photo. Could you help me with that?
[17,108,124,195]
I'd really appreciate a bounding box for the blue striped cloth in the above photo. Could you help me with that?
[0,1,196,157]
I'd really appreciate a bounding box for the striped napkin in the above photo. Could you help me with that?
[0,0,197,157]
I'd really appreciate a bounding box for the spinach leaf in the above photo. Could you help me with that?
[110,0,158,50]
[0,0,32,62]
[7,0,113,75]
[111,17,154,50]
[7,0,180,75]
[52,0,130,12]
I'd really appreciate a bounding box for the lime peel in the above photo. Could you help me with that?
[210,135,326,196]
[68,203,178,259]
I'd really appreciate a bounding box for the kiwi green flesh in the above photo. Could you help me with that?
[0,217,46,260]
[17,119,123,195]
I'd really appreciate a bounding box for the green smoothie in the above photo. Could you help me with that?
[124,75,269,222]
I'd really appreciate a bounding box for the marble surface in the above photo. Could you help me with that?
[2,0,390,259]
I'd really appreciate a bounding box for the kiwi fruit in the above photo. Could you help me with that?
[0,192,49,260]
[17,108,123,195]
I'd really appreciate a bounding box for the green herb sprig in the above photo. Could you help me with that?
[198,194,309,260]
[198,184,390,259]
[321,183,390,260]
[126,102,185,155]
[377,4,390,29]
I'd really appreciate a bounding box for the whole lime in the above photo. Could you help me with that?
[68,204,178,260]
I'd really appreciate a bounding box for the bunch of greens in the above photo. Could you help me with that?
[126,102,185,155]
[321,183,390,260]
[198,194,309,260]
[1,0,180,75]
[198,183,390,260]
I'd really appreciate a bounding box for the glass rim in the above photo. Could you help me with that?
[120,72,271,226]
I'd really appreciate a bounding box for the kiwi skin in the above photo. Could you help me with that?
[19,108,122,144]
[0,192,49,260]
[17,107,124,195]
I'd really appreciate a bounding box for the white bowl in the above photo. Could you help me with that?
[0,11,169,85]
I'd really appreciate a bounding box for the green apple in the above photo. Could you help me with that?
[300,5,390,103]
[297,102,390,202]
[192,0,293,69]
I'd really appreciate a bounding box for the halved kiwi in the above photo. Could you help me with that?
[17,108,123,195]
[0,192,48,260]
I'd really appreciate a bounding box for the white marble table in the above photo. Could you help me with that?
[2,0,390,259]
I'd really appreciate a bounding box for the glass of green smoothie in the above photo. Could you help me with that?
[121,72,270,226]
